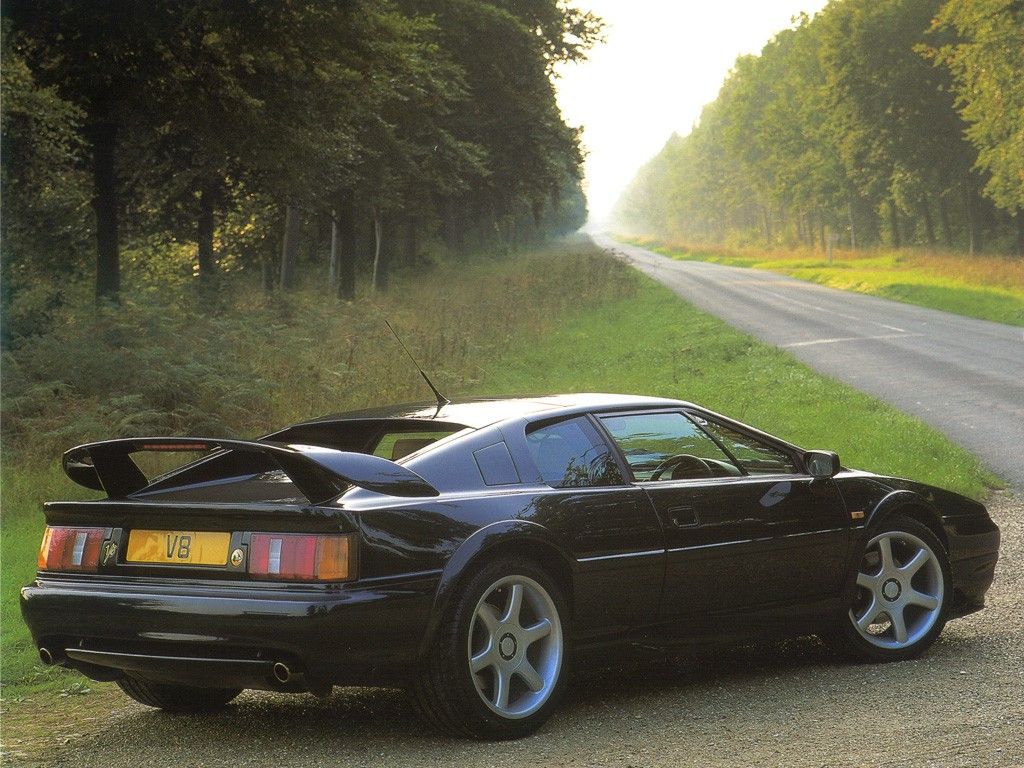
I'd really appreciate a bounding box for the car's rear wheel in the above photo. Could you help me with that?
[829,515,950,662]
[117,675,241,712]
[410,557,569,740]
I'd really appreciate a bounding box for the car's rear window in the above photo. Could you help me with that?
[371,430,460,461]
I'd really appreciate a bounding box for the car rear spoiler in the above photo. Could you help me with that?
[62,437,440,503]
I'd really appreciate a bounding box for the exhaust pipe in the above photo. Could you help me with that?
[39,647,59,666]
[272,662,292,684]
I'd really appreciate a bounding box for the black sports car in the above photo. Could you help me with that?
[21,394,1000,739]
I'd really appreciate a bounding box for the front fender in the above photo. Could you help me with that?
[839,489,946,593]
[864,489,943,537]
[416,519,573,659]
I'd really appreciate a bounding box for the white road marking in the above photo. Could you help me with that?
[782,333,923,348]
[754,287,909,333]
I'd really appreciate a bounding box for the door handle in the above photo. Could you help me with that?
[667,505,697,527]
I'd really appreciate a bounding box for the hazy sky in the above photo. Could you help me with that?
[555,0,829,226]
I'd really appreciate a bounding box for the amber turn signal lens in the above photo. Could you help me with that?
[37,527,54,570]
[314,535,351,581]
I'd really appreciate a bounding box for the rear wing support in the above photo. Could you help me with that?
[62,437,440,503]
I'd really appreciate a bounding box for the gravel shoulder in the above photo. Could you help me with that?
[3,493,1021,768]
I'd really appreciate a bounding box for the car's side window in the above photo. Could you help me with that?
[695,416,797,475]
[600,412,741,481]
[525,417,624,488]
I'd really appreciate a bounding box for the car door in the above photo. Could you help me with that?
[518,415,665,643]
[597,409,849,628]
[690,411,851,599]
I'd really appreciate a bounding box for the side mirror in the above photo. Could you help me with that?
[804,450,840,478]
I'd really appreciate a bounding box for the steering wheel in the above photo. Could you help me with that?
[650,453,714,481]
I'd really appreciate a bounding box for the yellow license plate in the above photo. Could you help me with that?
[126,530,231,566]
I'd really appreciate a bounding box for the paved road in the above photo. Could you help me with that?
[595,235,1024,489]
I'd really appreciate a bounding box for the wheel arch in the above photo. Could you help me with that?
[865,490,949,552]
[417,520,575,661]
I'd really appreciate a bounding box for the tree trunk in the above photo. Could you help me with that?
[962,181,981,255]
[336,200,356,300]
[938,195,954,249]
[91,121,120,303]
[279,204,301,290]
[197,183,216,278]
[371,211,385,291]
[921,200,936,247]
[262,226,276,293]
[888,199,901,249]
[847,197,857,250]
[328,210,339,289]
[817,213,826,253]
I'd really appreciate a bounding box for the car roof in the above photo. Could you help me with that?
[296,393,692,431]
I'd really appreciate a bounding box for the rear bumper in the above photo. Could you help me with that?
[946,518,1000,619]
[20,571,440,689]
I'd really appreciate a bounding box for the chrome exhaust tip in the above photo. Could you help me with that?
[272,662,291,684]
[39,647,56,665]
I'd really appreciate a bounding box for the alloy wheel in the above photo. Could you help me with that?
[850,530,944,650]
[467,575,563,719]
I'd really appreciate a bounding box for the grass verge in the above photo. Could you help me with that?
[468,272,998,499]
[0,237,998,700]
[622,236,1024,327]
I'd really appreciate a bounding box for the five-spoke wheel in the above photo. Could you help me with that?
[851,530,943,649]
[468,575,563,719]
[410,558,569,739]
[830,514,950,662]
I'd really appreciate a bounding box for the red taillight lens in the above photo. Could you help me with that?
[37,526,105,572]
[248,534,354,582]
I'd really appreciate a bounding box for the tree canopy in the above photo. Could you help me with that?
[930,0,1024,214]
[614,0,1024,255]
[1,0,600,317]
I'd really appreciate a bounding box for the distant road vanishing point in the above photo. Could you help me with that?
[596,234,1024,490]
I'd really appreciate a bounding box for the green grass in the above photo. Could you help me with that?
[1,467,96,699]
[0,237,999,698]
[626,238,1024,327]
[468,275,997,498]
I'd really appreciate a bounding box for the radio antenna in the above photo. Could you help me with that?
[382,318,450,415]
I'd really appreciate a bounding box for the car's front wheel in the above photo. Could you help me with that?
[411,557,569,739]
[830,515,950,662]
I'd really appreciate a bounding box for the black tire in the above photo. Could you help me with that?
[410,557,571,740]
[827,514,950,663]
[117,675,241,712]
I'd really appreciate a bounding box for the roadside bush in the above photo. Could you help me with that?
[0,239,639,464]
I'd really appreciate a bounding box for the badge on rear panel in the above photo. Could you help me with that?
[101,541,118,566]
[230,548,245,567]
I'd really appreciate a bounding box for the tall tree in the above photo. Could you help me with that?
[4,1,184,302]
[930,0,1024,251]
[0,24,90,337]
[614,0,1018,255]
